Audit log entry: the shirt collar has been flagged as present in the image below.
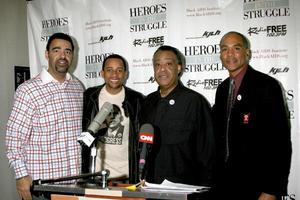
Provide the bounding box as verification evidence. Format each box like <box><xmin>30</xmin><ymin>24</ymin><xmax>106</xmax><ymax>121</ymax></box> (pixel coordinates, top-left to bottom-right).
<box><xmin>40</xmin><ymin>67</ymin><xmax>72</xmax><ymax>84</ymax></box>
<box><xmin>157</xmin><ymin>81</ymin><xmax>183</xmax><ymax>99</ymax></box>
<box><xmin>231</xmin><ymin>65</ymin><xmax>248</xmax><ymax>96</ymax></box>
<box><xmin>102</xmin><ymin>84</ymin><xmax>125</xmax><ymax>96</ymax></box>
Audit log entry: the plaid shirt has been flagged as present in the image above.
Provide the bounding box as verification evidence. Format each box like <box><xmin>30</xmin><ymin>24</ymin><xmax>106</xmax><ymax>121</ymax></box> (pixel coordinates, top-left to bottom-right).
<box><xmin>6</xmin><ymin>68</ymin><xmax>84</xmax><ymax>181</ymax></box>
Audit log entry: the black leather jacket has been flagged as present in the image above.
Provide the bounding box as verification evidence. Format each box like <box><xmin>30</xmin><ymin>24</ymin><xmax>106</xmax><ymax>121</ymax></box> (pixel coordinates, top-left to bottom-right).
<box><xmin>81</xmin><ymin>84</ymin><xmax>144</xmax><ymax>183</ymax></box>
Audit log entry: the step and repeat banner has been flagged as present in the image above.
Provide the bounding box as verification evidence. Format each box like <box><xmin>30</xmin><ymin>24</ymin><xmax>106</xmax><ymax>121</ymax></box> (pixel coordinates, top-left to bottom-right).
<box><xmin>27</xmin><ymin>0</ymin><xmax>299</xmax><ymax>199</ymax></box>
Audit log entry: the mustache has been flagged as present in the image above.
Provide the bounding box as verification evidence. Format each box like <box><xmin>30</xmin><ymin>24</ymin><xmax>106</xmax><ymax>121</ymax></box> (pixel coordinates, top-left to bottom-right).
<box><xmin>225</xmin><ymin>58</ymin><xmax>237</xmax><ymax>62</ymax></box>
<box><xmin>58</xmin><ymin>58</ymin><xmax>68</xmax><ymax>62</ymax></box>
<box><xmin>56</xmin><ymin>58</ymin><xmax>69</xmax><ymax>65</ymax></box>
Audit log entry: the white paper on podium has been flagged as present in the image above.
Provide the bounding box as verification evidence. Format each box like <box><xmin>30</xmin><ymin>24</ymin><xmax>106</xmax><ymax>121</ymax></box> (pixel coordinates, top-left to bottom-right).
<box><xmin>141</xmin><ymin>179</ymin><xmax>210</xmax><ymax>193</ymax></box>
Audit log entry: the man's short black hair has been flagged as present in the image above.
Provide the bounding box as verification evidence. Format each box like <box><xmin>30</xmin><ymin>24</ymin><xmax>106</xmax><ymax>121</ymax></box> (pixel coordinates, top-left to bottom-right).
<box><xmin>102</xmin><ymin>54</ymin><xmax>128</xmax><ymax>71</ymax></box>
<box><xmin>153</xmin><ymin>45</ymin><xmax>185</xmax><ymax>66</ymax></box>
<box><xmin>46</xmin><ymin>32</ymin><xmax>74</xmax><ymax>51</ymax></box>
<box><xmin>220</xmin><ymin>31</ymin><xmax>251</xmax><ymax>49</ymax></box>
<box><xmin>153</xmin><ymin>45</ymin><xmax>185</xmax><ymax>76</ymax></box>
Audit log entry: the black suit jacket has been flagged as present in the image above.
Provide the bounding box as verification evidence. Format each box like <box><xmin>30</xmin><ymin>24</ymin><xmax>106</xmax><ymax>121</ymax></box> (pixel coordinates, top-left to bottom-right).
<box><xmin>213</xmin><ymin>66</ymin><xmax>291</xmax><ymax>198</ymax></box>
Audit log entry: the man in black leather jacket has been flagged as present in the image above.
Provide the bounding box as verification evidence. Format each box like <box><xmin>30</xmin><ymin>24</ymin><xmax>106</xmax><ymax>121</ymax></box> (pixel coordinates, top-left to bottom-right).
<box><xmin>81</xmin><ymin>54</ymin><xmax>144</xmax><ymax>184</ymax></box>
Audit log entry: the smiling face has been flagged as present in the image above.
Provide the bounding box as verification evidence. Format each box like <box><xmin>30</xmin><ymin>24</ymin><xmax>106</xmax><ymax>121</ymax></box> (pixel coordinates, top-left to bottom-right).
<box><xmin>101</xmin><ymin>58</ymin><xmax>128</xmax><ymax>94</ymax></box>
<box><xmin>153</xmin><ymin>50</ymin><xmax>181</xmax><ymax>97</ymax></box>
<box><xmin>45</xmin><ymin>38</ymin><xmax>73</xmax><ymax>82</ymax></box>
<box><xmin>220</xmin><ymin>32</ymin><xmax>251</xmax><ymax>77</ymax></box>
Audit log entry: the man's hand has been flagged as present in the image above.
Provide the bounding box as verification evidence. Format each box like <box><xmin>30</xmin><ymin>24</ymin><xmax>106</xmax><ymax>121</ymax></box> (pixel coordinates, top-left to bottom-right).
<box><xmin>16</xmin><ymin>176</ymin><xmax>33</xmax><ymax>200</ymax></box>
<box><xmin>258</xmin><ymin>192</ymin><xmax>277</xmax><ymax>200</ymax></box>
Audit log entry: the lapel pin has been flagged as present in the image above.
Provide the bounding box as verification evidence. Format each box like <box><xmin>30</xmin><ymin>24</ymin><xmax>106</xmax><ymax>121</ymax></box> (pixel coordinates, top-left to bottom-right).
<box><xmin>237</xmin><ymin>94</ymin><xmax>242</xmax><ymax>101</ymax></box>
<box><xmin>243</xmin><ymin>113</ymin><xmax>250</xmax><ymax>124</ymax></box>
<box><xmin>169</xmin><ymin>99</ymin><xmax>175</xmax><ymax>105</ymax></box>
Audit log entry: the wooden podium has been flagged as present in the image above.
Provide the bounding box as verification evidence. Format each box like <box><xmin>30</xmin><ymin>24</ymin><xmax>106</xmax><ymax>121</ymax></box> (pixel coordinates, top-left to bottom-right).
<box><xmin>33</xmin><ymin>184</ymin><xmax>210</xmax><ymax>200</ymax></box>
<box><xmin>51</xmin><ymin>193</ymin><xmax>143</xmax><ymax>200</ymax></box>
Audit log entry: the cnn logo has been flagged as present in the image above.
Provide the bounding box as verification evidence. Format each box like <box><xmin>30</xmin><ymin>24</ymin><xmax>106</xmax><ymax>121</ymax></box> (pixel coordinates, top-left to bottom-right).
<box><xmin>139</xmin><ymin>133</ymin><xmax>154</xmax><ymax>144</ymax></box>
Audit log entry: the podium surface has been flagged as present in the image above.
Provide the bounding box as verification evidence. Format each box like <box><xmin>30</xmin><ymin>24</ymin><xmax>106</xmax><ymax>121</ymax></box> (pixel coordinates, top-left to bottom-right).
<box><xmin>33</xmin><ymin>184</ymin><xmax>210</xmax><ymax>200</ymax></box>
<box><xmin>51</xmin><ymin>194</ymin><xmax>143</xmax><ymax>200</ymax></box>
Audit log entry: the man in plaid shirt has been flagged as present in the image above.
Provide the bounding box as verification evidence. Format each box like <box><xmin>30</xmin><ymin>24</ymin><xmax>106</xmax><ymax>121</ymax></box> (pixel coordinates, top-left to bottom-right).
<box><xmin>6</xmin><ymin>32</ymin><xmax>84</xmax><ymax>200</ymax></box>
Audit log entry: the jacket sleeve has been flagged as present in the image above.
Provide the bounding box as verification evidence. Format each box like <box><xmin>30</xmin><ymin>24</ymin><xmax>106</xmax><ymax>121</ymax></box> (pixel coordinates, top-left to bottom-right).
<box><xmin>259</xmin><ymin>80</ymin><xmax>291</xmax><ymax>196</ymax></box>
<box><xmin>82</xmin><ymin>89</ymin><xmax>91</xmax><ymax>131</ymax></box>
<box><xmin>195</xmin><ymin>96</ymin><xmax>216</xmax><ymax>186</ymax></box>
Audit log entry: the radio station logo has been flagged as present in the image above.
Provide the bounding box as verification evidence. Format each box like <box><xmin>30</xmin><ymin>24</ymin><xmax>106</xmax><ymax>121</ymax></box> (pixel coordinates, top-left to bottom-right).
<box><xmin>186</xmin><ymin>78</ymin><xmax>222</xmax><ymax>90</ymax></box>
<box><xmin>268</xmin><ymin>66</ymin><xmax>289</xmax><ymax>75</ymax></box>
<box><xmin>85</xmin><ymin>52</ymin><xmax>112</xmax><ymax>79</ymax></box>
<box><xmin>41</xmin><ymin>17</ymin><xmax>69</xmax><ymax>41</ymax></box>
<box><xmin>132</xmin><ymin>76</ymin><xmax>156</xmax><ymax>85</ymax></box>
<box><xmin>149</xmin><ymin>76</ymin><xmax>155</xmax><ymax>83</ymax></box>
<box><xmin>248</xmin><ymin>25</ymin><xmax>287</xmax><ymax>37</ymax></box>
<box><xmin>133</xmin><ymin>36</ymin><xmax>164</xmax><ymax>47</ymax></box>
<box><xmin>243</xmin><ymin>0</ymin><xmax>290</xmax><ymax>20</ymax></box>
<box><xmin>129</xmin><ymin>3</ymin><xmax>167</xmax><ymax>32</ymax></box>
<box><xmin>88</xmin><ymin>35</ymin><xmax>113</xmax><ymax>45</ymax></box>
<box><xmin>186</xmin><ymin>30</ymin><xmax>221</xmax><ymax>39</ymax></box>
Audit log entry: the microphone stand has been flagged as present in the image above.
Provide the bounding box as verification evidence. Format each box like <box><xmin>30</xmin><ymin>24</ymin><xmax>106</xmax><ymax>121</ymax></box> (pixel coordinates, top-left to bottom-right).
<box><xmin>81</xmin><ymin>128</ymin><xmax>111</xmax><ymax>188</ymax></box>
<box><xmin>83</xmin><ymin>141</ymin><xmax>102</xmax><ymax>187</ymax></box>
<box><xmin>80</xmin><ymin>108</ymin><xmax>115</xmax><ymax>187</ymax></box>
<box><xmin>90</xmin><ymin>142</ymin><xmax>97</xmax><ymax>178</ymax></box>
<box><xmin>32</xmin><ymin>171</ymin><xmax>105</xmax><ymax>186</ymax></box>
<box><xmin>31</xmin><ymin>170</ymin><xmax>111</xmax><ymax>197</ymax></box>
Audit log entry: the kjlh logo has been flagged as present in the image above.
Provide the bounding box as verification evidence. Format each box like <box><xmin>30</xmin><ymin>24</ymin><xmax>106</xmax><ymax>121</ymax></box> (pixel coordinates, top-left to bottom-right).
<box><xmin>88</xmin><ymin>35</ymin><xmax>114</xmax><ymax>45</ymax></box>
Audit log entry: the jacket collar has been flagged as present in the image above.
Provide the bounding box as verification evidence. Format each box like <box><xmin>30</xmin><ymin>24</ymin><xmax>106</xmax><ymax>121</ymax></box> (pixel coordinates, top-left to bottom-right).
<box><xmin>88</xmin><ymin>84</ymin><xmax>130</xmax><ymax>112</ymax></box>
<box><xmin>156</xmin><ymin>81</ymin><xmax>184</xmax><ymax>100</ymax></box>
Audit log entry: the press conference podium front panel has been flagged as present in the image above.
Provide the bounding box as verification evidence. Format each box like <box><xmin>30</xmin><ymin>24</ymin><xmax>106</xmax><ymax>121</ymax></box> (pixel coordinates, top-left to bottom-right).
<box><xmin>33</xmin><ymin>184</ymin><xmax>210</xmax><ymax>200</ymax></box>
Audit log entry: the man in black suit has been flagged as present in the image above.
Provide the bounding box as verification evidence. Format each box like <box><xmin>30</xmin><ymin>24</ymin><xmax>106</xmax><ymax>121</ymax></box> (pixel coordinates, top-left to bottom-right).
<box><xmin>212</xmin><ymin>31</ymin><xmax>292</xmax><ymax>200</ymax></box>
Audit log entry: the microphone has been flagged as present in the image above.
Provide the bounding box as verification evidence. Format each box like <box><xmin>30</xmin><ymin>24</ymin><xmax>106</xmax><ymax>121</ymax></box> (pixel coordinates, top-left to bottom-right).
<box><xmin>138</xmin><ymin>123</ymin><xmax>154</xmax><ymax>180</ymax></box>
<box><xmin>77</xmin><ymin>102</ymin><xmax>113</xmax><ymax>147</ymax></box>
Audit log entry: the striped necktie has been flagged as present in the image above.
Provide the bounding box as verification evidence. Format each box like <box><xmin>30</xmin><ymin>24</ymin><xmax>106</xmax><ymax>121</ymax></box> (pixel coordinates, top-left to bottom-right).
<box><xmin>225</xmin><ymin>79</ymin><xmax>235</xmax><ymax>162</ymax></box>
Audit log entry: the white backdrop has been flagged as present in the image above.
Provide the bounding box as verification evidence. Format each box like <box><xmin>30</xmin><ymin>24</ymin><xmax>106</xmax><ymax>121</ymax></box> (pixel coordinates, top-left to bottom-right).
<box><xmin>27</xmin><ymin>0</ymin><xmax>299</xmax><ymax>199</ymax></box>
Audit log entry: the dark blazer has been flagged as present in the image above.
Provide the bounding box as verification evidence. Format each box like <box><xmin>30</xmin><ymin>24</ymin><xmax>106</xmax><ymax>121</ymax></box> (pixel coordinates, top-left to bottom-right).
<box><xmin>213</xmin><ymin>66</ymin><xmax>291</xmax><ymax>198</ymax></box>
<box><xmin>81</xmin><ymin>84</ymin><xmax>144</xmax><ymax>183</ymax></box>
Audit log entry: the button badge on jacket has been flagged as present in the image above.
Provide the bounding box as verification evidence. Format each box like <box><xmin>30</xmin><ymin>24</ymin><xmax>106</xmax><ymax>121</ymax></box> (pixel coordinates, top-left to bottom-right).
<box><xmin>243</xmin><ymin>113</ymin><xmax>250</xmax><ymax>124</ymax></box>
<box><xmin>169</xmin><ymin>99</ymin><xmax>175</xmax><ymax>105</ymax></box>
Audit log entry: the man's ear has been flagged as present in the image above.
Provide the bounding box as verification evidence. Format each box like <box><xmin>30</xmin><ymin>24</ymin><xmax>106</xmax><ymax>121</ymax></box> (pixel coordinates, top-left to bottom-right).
<box><xmin>246</xmin><ymin>49</ymin><xmax>252</xmax><ymax>60</ymax></box>
<box><xmin>177</xmin><ymin>64</ymin><xmax>183</xmax><ymax>76</ymax></box>
<box><xmin>177</xmin><ymin>64</ymin><xmax>182</xmax><ymax>72</ymax></box>
<box><xmin>45</xmin><ymin>50</ymin><xmax>49</xmax><ymax>61</ymax></box>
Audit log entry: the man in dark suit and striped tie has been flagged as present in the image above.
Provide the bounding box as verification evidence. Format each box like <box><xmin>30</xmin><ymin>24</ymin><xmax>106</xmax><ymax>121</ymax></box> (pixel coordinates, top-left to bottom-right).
<box><xmin>212</xmin><ymin>31</ymin><xmax>292</xmax><ymax>200</ymax></box>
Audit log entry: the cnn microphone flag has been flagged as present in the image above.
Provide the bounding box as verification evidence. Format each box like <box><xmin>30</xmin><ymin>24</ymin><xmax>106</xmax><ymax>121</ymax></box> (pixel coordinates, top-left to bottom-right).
<box><xmin>139</xmin><ymin>133</ymin><xmax>154</xmax><ymax>144</ymax></box>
